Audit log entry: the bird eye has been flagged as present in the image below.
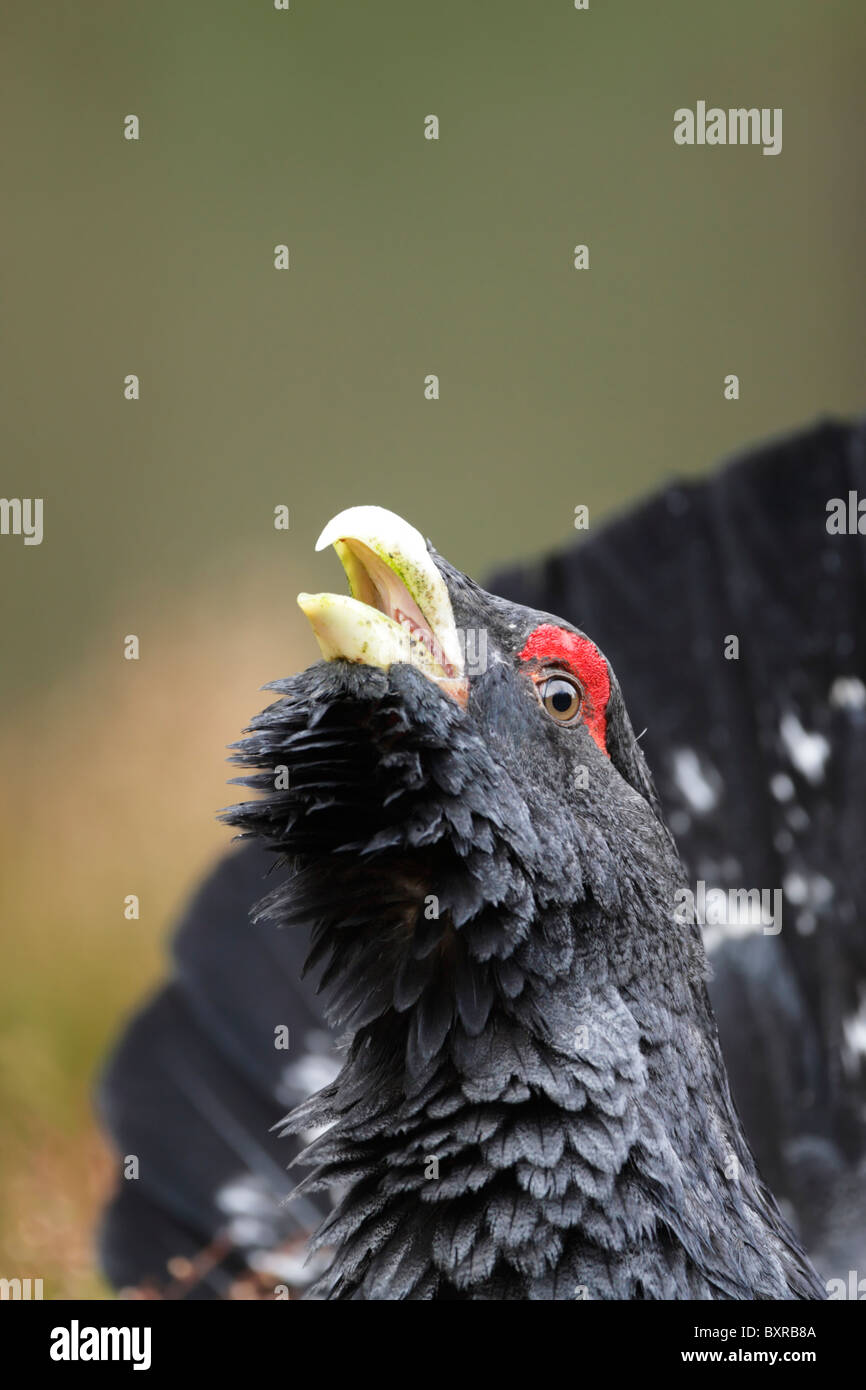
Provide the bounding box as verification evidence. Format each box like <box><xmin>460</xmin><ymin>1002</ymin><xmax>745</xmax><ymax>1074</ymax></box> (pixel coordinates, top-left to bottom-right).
<box><xmin>537</xmin><ymin>673</ymin><xmax>583</xmax><ymax>725</ymax></box>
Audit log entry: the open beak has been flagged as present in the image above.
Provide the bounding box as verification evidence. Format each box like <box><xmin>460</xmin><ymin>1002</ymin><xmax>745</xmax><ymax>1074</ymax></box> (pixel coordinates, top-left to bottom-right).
<box><xmin>298</xmin><ymin>506</ymin><xmax>469</xmax><ymax>706</ymax></box>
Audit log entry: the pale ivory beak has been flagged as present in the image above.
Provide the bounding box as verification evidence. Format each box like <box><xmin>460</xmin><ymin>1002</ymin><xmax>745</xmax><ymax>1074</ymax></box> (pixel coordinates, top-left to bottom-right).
<box><xmin>298</xmin><ymin>505</ymin><xmax>468</xmax><ymax>705</ymax></box>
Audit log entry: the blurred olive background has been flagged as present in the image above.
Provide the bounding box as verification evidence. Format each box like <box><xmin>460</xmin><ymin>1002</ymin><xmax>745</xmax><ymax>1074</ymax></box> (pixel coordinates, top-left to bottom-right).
<box><xmin>1</xmin><ymin>1</ymin><xmax>863</xmax><ymax>1296</ymax></box>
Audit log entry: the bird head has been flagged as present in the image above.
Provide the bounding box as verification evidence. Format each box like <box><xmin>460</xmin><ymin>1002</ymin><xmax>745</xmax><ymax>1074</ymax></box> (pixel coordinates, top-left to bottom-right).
<box><xmin>297</xmin><ymin>503</ymin><xmax>661</xmax><ymax>811</ymax></box>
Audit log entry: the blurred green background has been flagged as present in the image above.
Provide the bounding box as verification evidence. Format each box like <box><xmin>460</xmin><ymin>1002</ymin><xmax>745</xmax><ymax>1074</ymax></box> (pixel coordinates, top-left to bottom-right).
<box><xmin>1</xmin><ymin>1</ymin><xmax>863</xmax><ymax>1296</ymax></box>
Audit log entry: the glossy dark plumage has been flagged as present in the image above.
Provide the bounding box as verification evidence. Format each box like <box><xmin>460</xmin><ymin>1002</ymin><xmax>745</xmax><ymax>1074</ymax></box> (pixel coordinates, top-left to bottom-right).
<box><xmin>219</xmin><ymin>549</ymin><xmax>823</xmax><ymax>1299</ymax></box>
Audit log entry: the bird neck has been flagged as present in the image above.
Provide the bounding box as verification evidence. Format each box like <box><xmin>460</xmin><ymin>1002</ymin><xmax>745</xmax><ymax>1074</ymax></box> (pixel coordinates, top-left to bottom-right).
<box><xmin>293</xmin><ymin>901</ymin><xmax>820</xmax><ymax>1300</ymax></box>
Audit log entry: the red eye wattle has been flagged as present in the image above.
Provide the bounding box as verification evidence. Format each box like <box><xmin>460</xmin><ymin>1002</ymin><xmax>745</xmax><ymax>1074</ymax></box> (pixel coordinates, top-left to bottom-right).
<box><xmin>518</xmin><ymin>626</ymin><xmax>610</xmax><ymax>756</ymax></box>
